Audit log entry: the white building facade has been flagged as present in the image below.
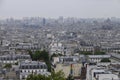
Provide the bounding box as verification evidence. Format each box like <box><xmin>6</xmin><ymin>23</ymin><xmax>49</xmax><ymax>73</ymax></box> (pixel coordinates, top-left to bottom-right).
<box><xmin>19</xmin><ymin>61</ymin><xmax>50</xmax><ymax>80</ymax></box>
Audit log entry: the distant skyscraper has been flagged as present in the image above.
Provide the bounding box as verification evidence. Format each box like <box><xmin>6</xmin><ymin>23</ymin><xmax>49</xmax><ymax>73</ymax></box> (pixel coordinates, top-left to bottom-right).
<box><xmin>58</xmin><ymin>16</ymin><xmax>64</xmax><ymax>24</ymax></box>
<box><xmin>43</xmin><ymin>18</ymin><xmax>46</xmax><ymax>26</ymax></box>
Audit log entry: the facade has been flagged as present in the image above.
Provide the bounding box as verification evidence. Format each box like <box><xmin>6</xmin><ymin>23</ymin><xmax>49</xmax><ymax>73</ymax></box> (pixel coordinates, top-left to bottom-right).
<box><xmin>52</xmin><ymin>56</ymin><xmax>83</xmax><ymax>78</ymax></box>
<box><xmin>19</xmin><ymin>61</ymin><xmax>50</xmax><ymax>80</ymax></box>
<box><xmin>49</xmin><ymin>40</ymin><xmax>64</xmax><ymax>55</ymax></box>
<box><xmin>86</xmin><ymin>63</ymin><xmax>120</xmax><ymax>80</ymax></box>
<box><xmin>91</xmin><ymin>68</ymin><xmax>119</xmax><ymax>80</ymax></box>
<box><xmin>91</xmin><ymin>68</ymin><xmax>106</xmax><ymax>80</ymax></box>
<box><xmin>52</xmin><ymin>55</ymin><xmax>85</xmax><ymax>64</ymax></box>
<box><xmin>98</xmin><ymin>74</ymin><xmax>119</xmax><ymax>80</ymax></box>
<box><xmin>9</xmin><ymin>43</ymin><xmax>40</xmax><ymax>50</ymax></box>
<box><xmin>109</xmin><ymin>53</ymin><xmax>120</xmax><ymax>60</ymax></box>
<box><xmin>2</xmin><ymin>40</ymin><xmax>11</xmax><ymax>47</ymax></box>
<box><xmin>79</xmin><ymin>46</ymin><xmax>94</xmax><ymax>52</ymax></box>
<box><xmin>0</xmin><ymin>54</ymin><xmax>31</xmax><ymax>64</ymax></box>
<box><xmin>87</xmin><ymin>55</ymin><xmax>111</xmax><ymax>63</ymax></box>
<box><xmin>54</xmin><ymin>63</ymin><xmax>82</xmax><ymax>78</ymax></box>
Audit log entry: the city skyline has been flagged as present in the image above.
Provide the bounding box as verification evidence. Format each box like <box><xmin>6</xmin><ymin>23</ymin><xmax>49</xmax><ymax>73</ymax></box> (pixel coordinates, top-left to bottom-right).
<box><xmin>0</xmin><ymin>0</ymin><xmax>120</xmax><ymax>19</ymax></box>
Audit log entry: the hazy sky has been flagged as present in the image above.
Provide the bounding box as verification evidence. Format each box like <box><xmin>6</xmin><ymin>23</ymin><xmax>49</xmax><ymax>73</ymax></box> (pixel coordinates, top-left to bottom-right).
<box><xmin>0</xmin><ymin>0</ymin><xmax>120</xmax><ymax>19</ymax></box>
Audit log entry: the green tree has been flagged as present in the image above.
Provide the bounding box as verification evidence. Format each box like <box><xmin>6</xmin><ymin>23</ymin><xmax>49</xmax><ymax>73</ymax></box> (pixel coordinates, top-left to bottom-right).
<box><xmin>4</xmin><ymin>63</ymin><xmax>12</xmax><ymax>72</ymax></box>
<box><xmin>50</xmin><ymin>70</ymin><xmax>66</xmax><ymax>80</ymax></box>
<box><xmin>66</xmin><ymin>74</ymin><xmax>74</xmax><ymax>80</ymax></box>
<box><xmin>28</xmin><ymin>50</ymin><xmax>51</xmax><ymax>72</ymax></box>
<box><xmin>94</xmin><ymin>51</ymin><xmax>105</xmax><ymax>55</ymax></box>
<box><xmin>28</xmin><ymin>50</ymin><xmax>33</xmax><ymax>59</ymax></box>
<box><xmin>118</xmin><ymin>52</ymin><xmax>120</xmax><ymax>54</ymax></box>
<box><xmin>4</xmin><ymin>63</ymin><xmax>12</xmax><ymax>69</ymax></box>
<box><xmin>79</xmin><ymin>51</ymin><xmax>106</xmax><ymax>55</ymax></box>
<box><xmin>26</xmin><ymin>74</ymin><xmax>51</xmax><ymax>80</ymax></box>
<box><xmin>29</xmin><ymin>50</ymin><xmax>49</xmax><ymax>61</ymax></box>
<box><xmin>26</xmin><ymin>71</ymin><xmax>66</xmax><ymax>80</ymax></box>
<box><xmin>80</xmin><ymin>51</ymin><xmax>92</xmax><ymax>55</ymax></box>
<box><xmin>101</xmin><ymin>58</ymin><xmax>111</xmax><ymax>62</ymax></box>
<box><xmin>15</xmin><ymin>62</ymin><xmax>18</xmax><ymax>65</ymax></box>
<box><xmin>50</xmin><ymin>53</ymin><xmax>63</xmax><ymax>60</ymax></box>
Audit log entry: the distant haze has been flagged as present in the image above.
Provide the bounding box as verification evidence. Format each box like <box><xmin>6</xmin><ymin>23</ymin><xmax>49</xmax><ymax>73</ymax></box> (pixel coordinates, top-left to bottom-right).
<box><xmin>0</xmin><ymin>0</ymin><xmax>120</xmax><ymax>19</ymax></box>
